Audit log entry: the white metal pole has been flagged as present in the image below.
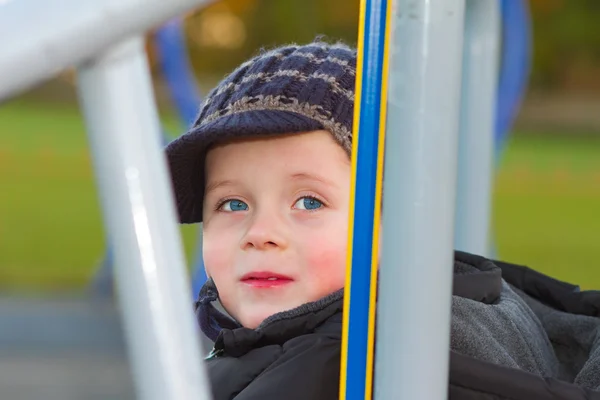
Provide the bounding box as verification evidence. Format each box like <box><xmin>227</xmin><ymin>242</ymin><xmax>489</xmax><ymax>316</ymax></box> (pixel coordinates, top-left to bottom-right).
<box><xmin>0</xmin><ymin>0</ymin><xmax>210</xmax><ymax>101</ymax></box>
<box><xmin>76</xmin><ymin>37</ymin><xmax>211</xmax><ymax>400</ymax></box>
<box><xmin>454</xmin><ymin>0</ymin><xmax>501</xmax><ymax>257</ymax></box>
<box><xmin>375</xmin><ymin>0</ymin><xmax>466</xmax><ymax>399</ymax></box>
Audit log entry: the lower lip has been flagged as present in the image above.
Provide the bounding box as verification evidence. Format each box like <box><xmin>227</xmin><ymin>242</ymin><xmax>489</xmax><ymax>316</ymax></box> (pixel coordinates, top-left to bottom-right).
<box><xmin>241</xmin><ymin>279</ymin><xmax>293</xmax><ymax>288</ymax></box>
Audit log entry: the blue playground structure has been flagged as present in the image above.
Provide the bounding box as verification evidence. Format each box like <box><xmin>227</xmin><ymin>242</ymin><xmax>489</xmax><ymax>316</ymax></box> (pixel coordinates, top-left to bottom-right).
<box><xmin>496</xmin><ymin>0</ymin><xmax>531</xmax><ymax>155</ymax></box>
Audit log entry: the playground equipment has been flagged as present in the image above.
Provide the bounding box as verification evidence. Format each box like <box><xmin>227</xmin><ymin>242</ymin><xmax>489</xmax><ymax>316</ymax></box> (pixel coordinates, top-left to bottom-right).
<box><xmin>0</xmin><ymin>0</ymin><xmax>531</xmax><ymax>399</ymax></box>
<box><xmin>1</xmin><ymin>1</ymin><xmax>213</xmax><ymax>399</ymax></box>
<box><xmin>91</xmin><ymin>16</ymin><xmax>209</xmax><ymax>297</ymax></box>
<box><xmin>155</xmin><ymin>17</ymin><xmax>203</xmax><ymax>127</ymax></box>
<box><xmin>454</xmin><ymin>0</ymin><xmax>501</xmax><ymax>258</ymax></box>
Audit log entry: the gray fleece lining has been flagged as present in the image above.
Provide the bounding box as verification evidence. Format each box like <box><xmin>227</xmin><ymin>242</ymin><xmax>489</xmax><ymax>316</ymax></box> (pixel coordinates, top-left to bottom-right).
<box><xmin>452</xmin><ymin>279</ymin><xmax>600</xmax><ymax>390</ymax></box>
<box><xmin>452</xmin><ymin>281</ymin><xmax>559</xmax><ymax>377</ymax></box>
<box><xmin>512</xmin><ymin>285</ymin><xmax>600</xmax><ymax>390</ymax></box>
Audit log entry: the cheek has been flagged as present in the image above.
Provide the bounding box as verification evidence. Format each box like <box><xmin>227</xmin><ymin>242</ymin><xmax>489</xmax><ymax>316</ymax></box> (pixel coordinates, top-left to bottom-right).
<box><xmin>202</xmin><ymin>235</ymin><xmax>233</xmax><ymax>281</ymax></box>
<box><xmin>202</xmin><ymin>236</ymin><xmax>239</xmax><ymax>314</ymax></box>
<box><xmin>302</xmin><ymin>215</ymin><xmax>350</xmax><ymax>291</ymax></box>
<box><xmin>304</xmin><ymin>235</ymin><xmax>348</xmax><ymax>291</ymax></box>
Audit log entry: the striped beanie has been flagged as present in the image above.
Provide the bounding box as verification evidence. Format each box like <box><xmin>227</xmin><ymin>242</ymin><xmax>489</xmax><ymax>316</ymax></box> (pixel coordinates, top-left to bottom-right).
<box><xmin>165</xmin><ymin>40</ymin><xmax>357</xmax><ymax>224</ymax></box>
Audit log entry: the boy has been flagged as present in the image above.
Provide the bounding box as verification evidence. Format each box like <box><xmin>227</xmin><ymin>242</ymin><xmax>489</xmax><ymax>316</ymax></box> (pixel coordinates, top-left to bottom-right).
<box><xmin>166</xmin><ymin>42</ymin><xmax>353</xmax><ymax>399</ymax></box>
<box><xmin>166</xmin><ymin>41</ymin><xmax>600</xmax><ymax>400</ymax></box>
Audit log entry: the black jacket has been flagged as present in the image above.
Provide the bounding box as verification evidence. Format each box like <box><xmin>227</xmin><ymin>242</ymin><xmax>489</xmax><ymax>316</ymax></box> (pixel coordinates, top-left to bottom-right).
<box><xmin>196</xmin><ymin>252</ymin><xmax>600</xmax><ymax>399</ymax></box>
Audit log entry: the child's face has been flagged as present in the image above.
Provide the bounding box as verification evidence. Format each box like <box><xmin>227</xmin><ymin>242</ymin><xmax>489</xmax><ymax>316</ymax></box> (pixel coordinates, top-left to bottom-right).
<box><xmin>202</xmin><ymin>130</ymin><xmax>350</xmax><ymax>329</ymax></box>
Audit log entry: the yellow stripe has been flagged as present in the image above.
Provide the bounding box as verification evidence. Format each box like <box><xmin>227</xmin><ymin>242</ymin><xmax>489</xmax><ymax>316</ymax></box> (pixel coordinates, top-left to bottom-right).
<box><xmin>339</xmin><ymin>0</ymin><xmax>367</xmax><ymax>398</ymax></box>
<box><xmin>364</xmin><ymin>1</ymin><xmax>393</xmax><ymax>398</ymax></box>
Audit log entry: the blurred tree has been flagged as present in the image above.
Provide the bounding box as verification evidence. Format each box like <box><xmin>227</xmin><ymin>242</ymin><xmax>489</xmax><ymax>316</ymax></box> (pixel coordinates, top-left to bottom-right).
<box><xmin>529</xmin><ymin>0</ymin><xmax>600</xmax><ymax>92</ymax></box>
<box><xmin>179</xmin><ymin>0</ymin><xmax>358</xmax><ymax>87</ymax></box>
<box><xmin>145</xmin><ymin>0</ymin><xmax>600</xmax><ymax>94</ymax></box>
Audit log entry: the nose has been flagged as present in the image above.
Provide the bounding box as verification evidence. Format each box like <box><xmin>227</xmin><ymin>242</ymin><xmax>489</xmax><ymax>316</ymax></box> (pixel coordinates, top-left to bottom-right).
<box><xmin>241</xmin><ymin>209</ymin><xmax>288</xmax><ymax>251</ymax></box>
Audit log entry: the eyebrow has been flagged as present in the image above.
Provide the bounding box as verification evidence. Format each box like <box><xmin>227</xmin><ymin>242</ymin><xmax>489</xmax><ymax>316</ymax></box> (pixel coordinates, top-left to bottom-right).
<box><xmin>204</xmin><ymin>179</ymin><xmax>238</xmax><ymax>195</ymax></box>
<box><xmin>290</xmin><ymin>172</ymin><xmax>339</xmax><ymax>188</ymax></box>
<box><xmin>205</xmin><ymin>173</ymin><xmax>339</xmax><ymax>195</ymax></box>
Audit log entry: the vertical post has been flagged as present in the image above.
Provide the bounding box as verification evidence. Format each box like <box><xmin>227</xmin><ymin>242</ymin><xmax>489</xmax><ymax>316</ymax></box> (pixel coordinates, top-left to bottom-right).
<box><xmin>76</xmin><ymin>37</ymin><xmax>212</xmax><ymax>400</ymax></box>
<box><xmin>375</xmin><ymin>1</ymin><xmax>465</xmax><ymax>399</ymax></box>
<box><xmin>454</xmin><ymin>0</ymin><xmax>500</xmax><ymax>257</ymax></box>
<box><xmin>339</xmin><ymin>0</ymin><xmax>391</xmax><ymax>399</ymax></box>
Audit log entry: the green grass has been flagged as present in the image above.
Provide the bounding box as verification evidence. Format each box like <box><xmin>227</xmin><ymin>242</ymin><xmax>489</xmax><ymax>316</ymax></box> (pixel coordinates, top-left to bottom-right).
<box><xmin>0</xmin><ymin>99</ymin><xmax>198</xmax><ymax>291</ymax></box>
<box><xmin>1</xmin><ymin>100</ymin><xmax>600</xmax><ymax>291</ymax></box>
<box><xmin>493</xmin><ymin>134</ymin><xmax>600</xmax><ymax>289</ymax></box>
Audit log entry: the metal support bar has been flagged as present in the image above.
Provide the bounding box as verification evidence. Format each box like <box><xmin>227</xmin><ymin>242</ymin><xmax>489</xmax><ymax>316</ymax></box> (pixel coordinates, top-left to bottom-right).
<box><xmin>0</xmin><ymin>0</ymin><xmax>209</xmax><ymax>101</ymax></box>
<box><xmin>76</xmin><ymin>37</ymin><xmax>211</xmax><ymax>400</ymax></box>
<box><xmin>375</xmin><ymin>1</ymin><xmax>466</xmax><ymax>399</ymax></box>
<box><xmin>454</xmin><ymin>0</ymin><xmax>500</xmax><ymax>257</ymax></box>
<box><xmin>339</xmin><ymin>0</ymin><xmax>390</xmax><ymax>398</ymax></box>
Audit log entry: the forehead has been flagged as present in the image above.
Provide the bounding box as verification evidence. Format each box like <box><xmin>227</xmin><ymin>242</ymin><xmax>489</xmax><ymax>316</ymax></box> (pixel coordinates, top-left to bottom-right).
<box><xmin>205</xmin><ymin>130</ymin><xmax>350</xmax><ymax>178</ymax></box>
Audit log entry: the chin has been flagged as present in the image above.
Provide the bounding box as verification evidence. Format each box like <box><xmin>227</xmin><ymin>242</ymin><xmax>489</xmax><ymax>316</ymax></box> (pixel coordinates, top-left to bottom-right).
<box><xmin>241</xmin><ymin>315</ymin><xmax>269</xmax><ymax>329</ymax></box>
<box><xmin>241</xmin><ymin>307</ymin><xmax>287</xmax><ymax>329</ymax></box>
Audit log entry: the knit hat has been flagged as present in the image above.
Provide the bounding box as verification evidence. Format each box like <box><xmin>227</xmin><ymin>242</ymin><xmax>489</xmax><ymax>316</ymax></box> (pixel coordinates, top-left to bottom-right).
<box><xmin>165</xmin><ymin>40</ymin><xmax>357</xmax><ymax>223</ymax></box>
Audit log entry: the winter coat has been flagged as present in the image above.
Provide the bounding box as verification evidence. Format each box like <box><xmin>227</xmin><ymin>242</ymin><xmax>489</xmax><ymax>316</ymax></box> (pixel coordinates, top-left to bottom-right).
<box><xmin>195</xmin><ymin>251</ymin><xmax>600</xmax><ymax>400</ymax></box>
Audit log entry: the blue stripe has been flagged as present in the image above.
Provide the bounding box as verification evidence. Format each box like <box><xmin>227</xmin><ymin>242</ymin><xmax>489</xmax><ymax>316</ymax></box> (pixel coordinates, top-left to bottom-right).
<box><xmin>344</xmin><ymin>0</ymin><xmax>388</xmax><ymax>398</ymax></box>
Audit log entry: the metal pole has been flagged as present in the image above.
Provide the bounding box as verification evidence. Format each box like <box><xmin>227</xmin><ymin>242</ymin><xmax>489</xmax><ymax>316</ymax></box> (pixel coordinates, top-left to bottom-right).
<box><xmin>339</xmin><ymin>0</ymin><xmax>390</xmax><ymax>398</ymax></box>
<box><xmin>375</xmin><ymin>1</ymin><xmax>465</xmax><ymax>399</ymax></box>
<box><xmin>454</xmin><ymin>0</ymin><xmax>500</xmax><ymax>257</ymax></box>
<box><xmin>76</xmin><ymin>37</ymin><xmax>212</xmax><ymax>400</ymax></box>
<box><xmin>0</xmin><ymin>0</ymin><xmax>210</xmax><ymax>101</ymax></box>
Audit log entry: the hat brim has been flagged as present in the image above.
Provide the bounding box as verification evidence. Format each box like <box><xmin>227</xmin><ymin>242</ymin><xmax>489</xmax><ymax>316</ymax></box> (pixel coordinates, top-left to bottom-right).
<box><xmin>165</xmin><ymin>110</ymin><xmax>324</xmax><ymax>224</ymax></box>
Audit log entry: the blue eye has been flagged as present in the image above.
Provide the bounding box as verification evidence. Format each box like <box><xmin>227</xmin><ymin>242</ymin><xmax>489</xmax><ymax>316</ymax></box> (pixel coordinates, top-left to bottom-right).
<box><xmin>294</xmin><ymin>196</ymin><xmax>323</xmax><ymax>211</ymax></box>
<box><xmin>220</xmin><ymin>199</ymin><xmax>248</xmax><ymax>212</ymax></box>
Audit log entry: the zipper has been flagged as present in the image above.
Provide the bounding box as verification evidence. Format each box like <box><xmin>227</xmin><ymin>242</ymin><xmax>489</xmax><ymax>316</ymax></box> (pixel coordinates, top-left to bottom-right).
<box><xmin>205</xmin><ymin>346</ymin><xmax>224</xmax><ymax>360</ymax></box>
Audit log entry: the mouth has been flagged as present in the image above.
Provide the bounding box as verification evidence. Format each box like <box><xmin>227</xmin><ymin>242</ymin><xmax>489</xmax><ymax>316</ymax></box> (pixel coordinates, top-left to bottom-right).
<box><xmin>240</xmin><ymin>271</ymin><xmax>294</xmax><ymax>288</ymax></box>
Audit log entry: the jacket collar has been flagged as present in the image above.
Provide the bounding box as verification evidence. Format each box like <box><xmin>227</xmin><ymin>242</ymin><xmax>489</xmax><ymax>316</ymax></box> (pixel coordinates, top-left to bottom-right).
<box><xmin>196</xmin><ymin>280</ymin><xmax>343</xmax><ymax>357</ymax></box>
<box><xmin>196</xmin><ymin>252</ymin><xmax>506</xmax><ymax>356</ymax></box>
